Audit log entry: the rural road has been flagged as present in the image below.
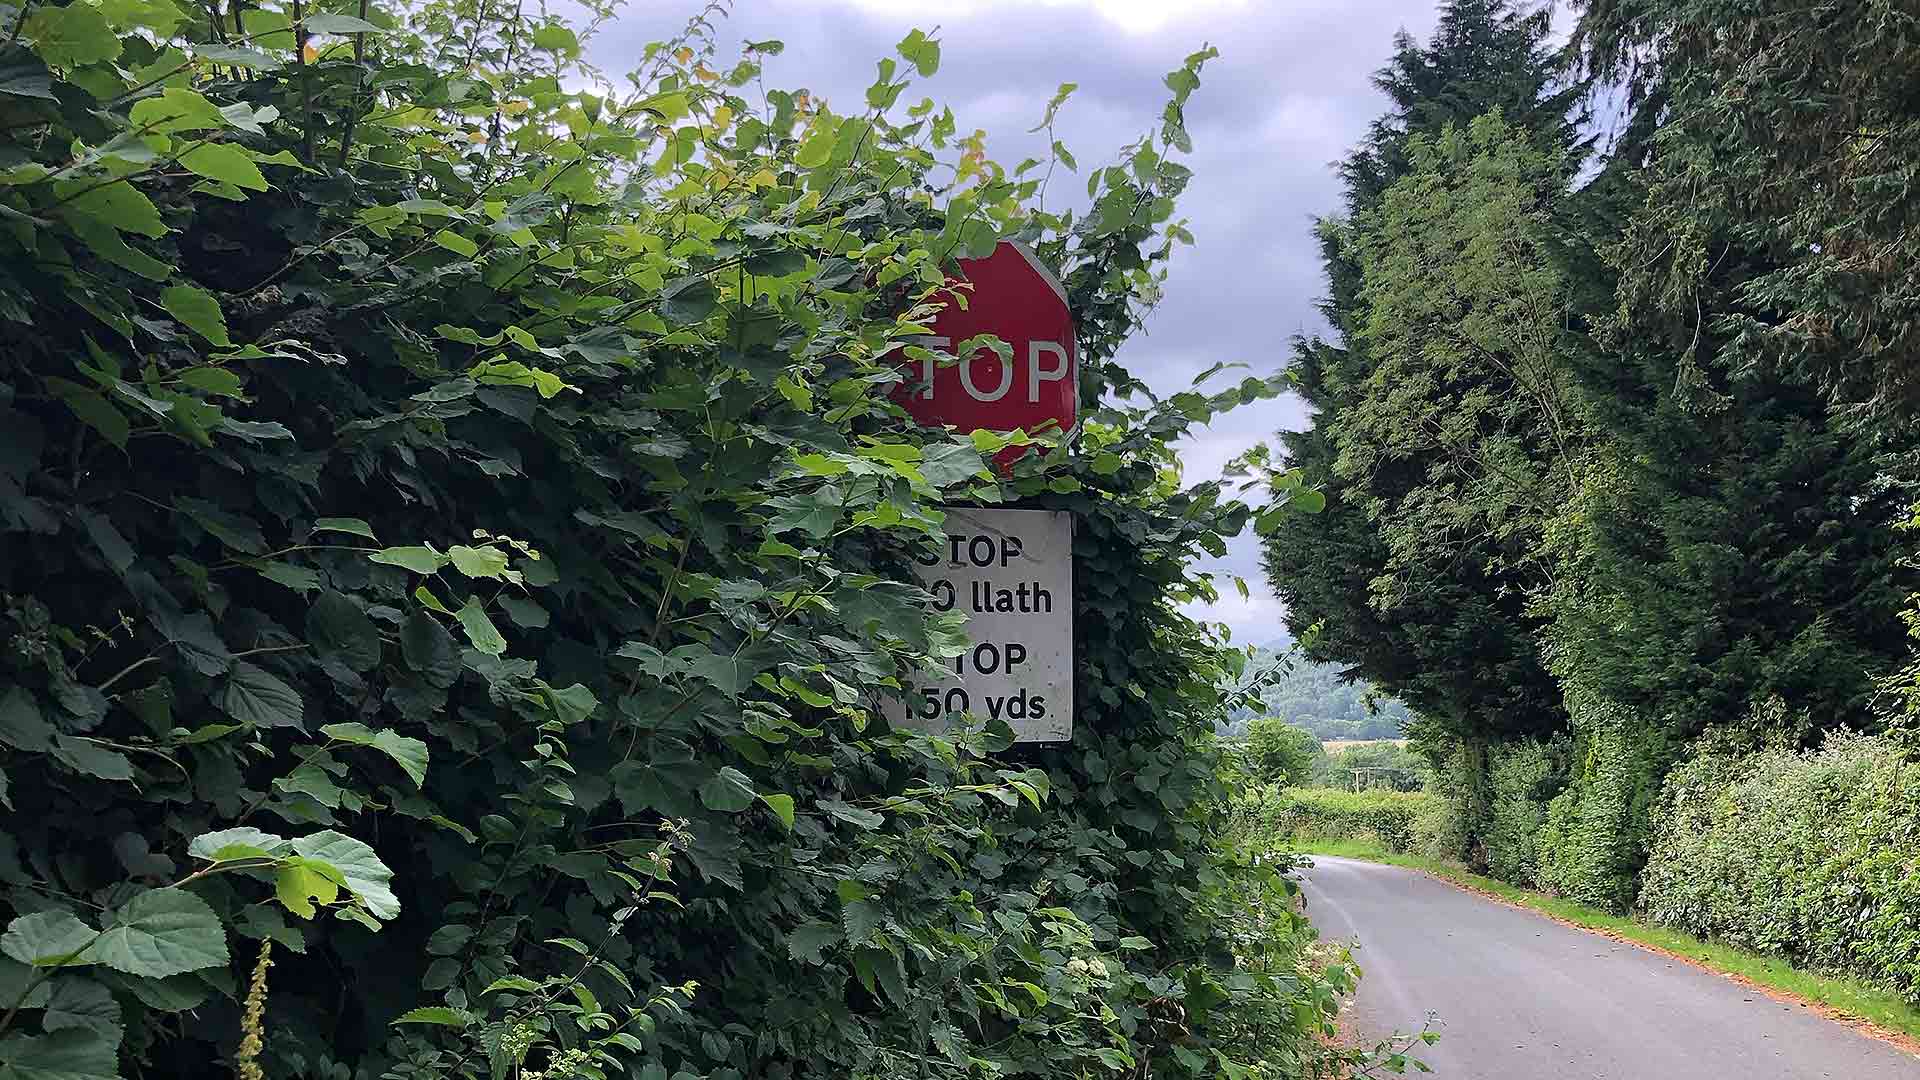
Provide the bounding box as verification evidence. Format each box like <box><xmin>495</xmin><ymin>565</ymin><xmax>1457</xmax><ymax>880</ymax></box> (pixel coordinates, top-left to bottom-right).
<box><xmin>1300</xmin><ymin>856</ymin><xmax>1920</xmax><ymax>1079</ymax></box>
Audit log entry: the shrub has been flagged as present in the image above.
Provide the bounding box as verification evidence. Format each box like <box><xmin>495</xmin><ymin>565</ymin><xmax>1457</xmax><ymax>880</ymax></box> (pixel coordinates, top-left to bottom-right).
<box><xmin>0</xmin><ymin>2</ymin><xmax>1355</xmax><ymax>1076</ymax></box>
<box><xmin>1237</xmin><ymin>788</ymin><xmax>1436</xmax><ymax>853</ymax></box>
<box><xmin>1639</xmin><ymin>731</ymin><xmax>1920</xmax><ymax>1004</ymax></box>
<box><xmin>1243</xmin><ymin>718</ymin><xmax>1324</xmax><ymax>786</ymax></box>
<box><xmin>1534</xmin><ymin>697</ymin><xmax>1673</xmax><ymax>911</ymax></box>
<box><xmin>1482</xmin><ymin>735</ymin><xmax>1570</xmax><ymax>885</ymax></box>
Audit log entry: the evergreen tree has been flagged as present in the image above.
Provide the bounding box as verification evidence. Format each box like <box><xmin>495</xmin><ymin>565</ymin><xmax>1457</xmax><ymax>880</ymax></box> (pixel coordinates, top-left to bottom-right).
<box><xmin>1261</xmin><ymin>0</ymin><xmax>1583</xmax><ymax>747</ymax></box>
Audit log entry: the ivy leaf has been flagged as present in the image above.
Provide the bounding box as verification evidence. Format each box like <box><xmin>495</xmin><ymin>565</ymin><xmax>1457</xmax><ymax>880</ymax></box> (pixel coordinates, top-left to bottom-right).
<box><xmin>454</xmin><ymin>598</ymin><xmax>507</xmax><ymax>656</ymax></box>
<box><xmin>158</xmin><ymin>285</ymin><xmax>232</xmax><ymax>347</ymax></box>
<box><xmin>91</xmin><ymin>888</ymin><xmax>229</xmax><ymax>978</ymax></box>
<box><xmin>698</xmin><ymin>767</ymin><xmax>757</xmax><ymax>813</ymax></box>
<box><xmin>1</xmin><ymin>911</ymin><xmax>98</xmax><ymax>968</ymax></box>
<box><xmin>177</xmin><ymin>144</ymin><xmax>269</xmax><ymax>191</ymax></box>
<box><xmin>220</xmin><ymin>663</ymin><xmax>304</xmax><ymax>730</ymax></box>
<box><xmin>0</xmin><ymin>1028</ymin><xmax>120</xmax><ymax>1080</ymax></box>
<box><xmin>322</xmin><ymin>723</ymin><xmax>429</xmax><ymax>787</ymax></box>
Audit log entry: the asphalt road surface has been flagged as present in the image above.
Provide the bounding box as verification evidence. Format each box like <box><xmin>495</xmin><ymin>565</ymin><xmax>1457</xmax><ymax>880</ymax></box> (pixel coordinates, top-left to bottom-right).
<box><xmin>1300</xmin><ymin>856</ymin><xmax>1920</xmax><ymax>1079</ymax></box>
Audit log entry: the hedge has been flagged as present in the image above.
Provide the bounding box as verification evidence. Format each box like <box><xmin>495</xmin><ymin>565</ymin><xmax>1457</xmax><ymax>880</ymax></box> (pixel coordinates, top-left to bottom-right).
<box><xmin>1237</xmin><ymin>787</ymin><xmax>1436</xmax><ymax>853</ymax></box>
<box><xmin>1639</xmin><ymin>732</ymin><xmax>1920</xmax><ymax>1004</ymax></box>
<box><xmin>0</xmin><ymin>2</ymin><xmax>1373</xmax><ymax>1077</ymax></box>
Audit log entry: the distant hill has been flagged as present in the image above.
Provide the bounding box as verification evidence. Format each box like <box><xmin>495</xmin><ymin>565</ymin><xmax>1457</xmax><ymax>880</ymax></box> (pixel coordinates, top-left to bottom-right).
<box><xmin>1218</xmin><ymin>644</ymin><xmax>1410</xmax><ymax>741</ymax></box>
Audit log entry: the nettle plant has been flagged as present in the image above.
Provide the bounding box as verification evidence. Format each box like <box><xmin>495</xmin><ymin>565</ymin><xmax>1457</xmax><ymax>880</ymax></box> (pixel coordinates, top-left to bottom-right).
<box><xmin>0</xmin><ymin>1</ymin><xmax>1384</xmax><ymax>1078</ymax></box>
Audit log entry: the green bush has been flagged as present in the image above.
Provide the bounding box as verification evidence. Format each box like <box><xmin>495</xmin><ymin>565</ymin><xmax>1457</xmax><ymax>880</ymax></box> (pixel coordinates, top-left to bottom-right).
<box><xmin>0</xmin><ymin>2</ymin><xmax>1365</xmax><ymax>1077</ymax></box>
<box><xmin>1237</xmin><ymin>788</ymin><xmax>1436</xmax><ymax>853</ymax></box>
<box><xmin>1242</xmin><ymin>718</ymin><xmax>1323</xmax><ymax>786</ymax></box>
<box><xmin>1534</xmin><ymin>697</ymin><xmax>1673</xmax><ymax>911</ymax></box>
<box><xmin>1639</xmin><ymin>732</ymin><xmax>1920</xmax><ymax>1004</ymax></box>
<box><xmin>1482</xmin><ymin>736</ymin><xmax>1570</xmax><ymax>885</ymax></box>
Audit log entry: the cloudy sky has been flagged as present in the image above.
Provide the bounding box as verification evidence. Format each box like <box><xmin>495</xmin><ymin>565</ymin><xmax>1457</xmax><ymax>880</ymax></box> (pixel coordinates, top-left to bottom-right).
<box><xmin>591</xmin><ymin>0</ymin><xmax>1444</xmax><ymax>645</ymax></box>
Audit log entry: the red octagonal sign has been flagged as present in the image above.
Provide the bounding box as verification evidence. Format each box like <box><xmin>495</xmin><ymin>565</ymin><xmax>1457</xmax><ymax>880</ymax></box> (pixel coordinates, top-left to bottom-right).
<box><xmin>894</xmin><ymin>241</ymin><xmax>1077</xmax><ymax>458</ymax></box>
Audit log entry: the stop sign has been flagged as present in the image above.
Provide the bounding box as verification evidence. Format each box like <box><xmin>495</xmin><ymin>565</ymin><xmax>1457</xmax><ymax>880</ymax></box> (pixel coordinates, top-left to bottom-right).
<box><xmin>895</xmin><ymin>241</ymin><xmax>1078</xmax><ymax>454</ymax></box>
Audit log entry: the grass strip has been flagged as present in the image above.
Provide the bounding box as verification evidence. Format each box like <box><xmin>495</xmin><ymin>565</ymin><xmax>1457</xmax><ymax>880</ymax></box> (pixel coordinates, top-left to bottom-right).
<box><xmin>1295</xmin><ymin>838</ymin><xmax>1920</xmax><ymax>1045</ymax></box>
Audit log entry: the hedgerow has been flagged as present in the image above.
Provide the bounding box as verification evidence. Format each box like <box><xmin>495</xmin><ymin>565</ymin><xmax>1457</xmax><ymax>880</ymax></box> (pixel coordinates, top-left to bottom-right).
<box><xmin>0</xmin><ymin>2</ymin><xmax>1374</xmax><ymax>1078</ymax></box>
<box><xmin>1639</xmin><ymin>732</ymin><xmax>1920</xmax><ymax>1005</ymax></box>
<box><xmin>1234</xmin><ymin>788</ymin><xmax>1434</xmax><ymax>854</ymax></box>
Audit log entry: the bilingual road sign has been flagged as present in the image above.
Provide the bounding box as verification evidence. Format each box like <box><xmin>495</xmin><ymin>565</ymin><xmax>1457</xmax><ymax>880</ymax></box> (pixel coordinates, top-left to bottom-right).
<box><xmin>896</xmin><ymin>241</ymin><xmax>1078</xmax><ymax>450</ymax></box>
<box><xmin>891</xmin><ymin>507</ymin><xmax>1074</xmax><ymax>742</ymax></box>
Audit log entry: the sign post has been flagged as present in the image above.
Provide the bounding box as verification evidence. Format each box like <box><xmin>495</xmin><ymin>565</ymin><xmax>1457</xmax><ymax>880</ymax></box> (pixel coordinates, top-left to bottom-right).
<box><xmin>888</xmin><ymin>240</ymin><xmax>1079</xmax><ymax>742</ymax></box>
<box><xmin>892</xmin><ymin>508</ymin><xmax>1074</xmax><ymax>742</ymax></box>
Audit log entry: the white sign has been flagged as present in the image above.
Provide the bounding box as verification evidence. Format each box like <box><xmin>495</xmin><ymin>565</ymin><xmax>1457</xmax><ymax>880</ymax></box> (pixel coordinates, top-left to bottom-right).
<box><xmin>892</xmin><ymin>507</ymin><xmax>1074</xmax><ymax>742</ymax></box>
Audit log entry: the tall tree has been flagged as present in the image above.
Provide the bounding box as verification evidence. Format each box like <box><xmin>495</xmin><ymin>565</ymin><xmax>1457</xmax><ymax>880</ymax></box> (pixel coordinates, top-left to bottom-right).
<box><xmin>1262</xmin><ymin>0</ymin><xmax>1583</xmax><ymax>748</ymax></box>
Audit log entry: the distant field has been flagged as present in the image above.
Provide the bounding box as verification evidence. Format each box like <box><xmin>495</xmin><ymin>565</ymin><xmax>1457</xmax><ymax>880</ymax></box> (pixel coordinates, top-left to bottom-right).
<box><xmin>1321</xmin><ymin>738</ymin><xmax>1410</xmax><ymax>752</ymax></box>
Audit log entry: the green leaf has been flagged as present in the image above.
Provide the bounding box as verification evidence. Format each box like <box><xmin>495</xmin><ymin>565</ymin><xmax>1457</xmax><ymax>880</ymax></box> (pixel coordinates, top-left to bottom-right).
<box><xmin>1</xmin><ymin>911</ymin><xmax>97</xmax><ymax>968</ymax></box>
<box><xmin>322</xmin><ymin>723</ymin><xmax>429</xmax><ymax>787</ymax></box>
<box><xmin>91</xmin><ymin>889</ymin><xmax>228</xmax><ymax>978</ymax></box>
<box><xmin>446</xmin><ymin>544</ymin><xmax>508</xmax><ymax>579</ymax></box>
<box><xmin>454</xmin><ymin>598</ymin><xmax>507</xmax><ymax>656</ymax></box>
<box><xmin>785</xmin><ymin>921</ymin><xmax>841</xmax><ymax>964</ymax></box>
<box><xmin>659</xmin><ymin>277</ymin><xmax>717</xmax><ymax>325</ymax></box>
<box><xmin>313</xmin><ymin>517</ymin><xmax>375</xmax><ymax>539</ymax></box>
<box><xmin>158</xmin><ymin>285</ymin><xmax>232</xmax><ymax>347</ymax></box>
<box><xmin>288</xmin><ymin>831</ymin><xmax>398</xmax><ymax>920</ymax></box>
<box><xmin>0</xmin><ymin>1028</ymin><xmax>120</xmax><ymax>1080</ymax></box>
<box><xmin>307</xmin><ymin>591</ymin><xmax>381</xmax><ymax>673</ymax></box>
<box><xmin>54</xmin><ymin>180</ymin><xmax>166</xmax><ymax>239</ymax></box>
<box><xmin>399</xmin><ymin>612</ymin><xmax>459</xmax><ymax>688</ymax></box>
<box><xmin>432</xmin><ymin>229</ymin><xmax>478</xmax><ymax>258</ymax></box>
<box><xmin>23</xmin><ymin>2</ymin><xmax>122</xmax><ymax>68</ymax></box>
<box><xmin>274</xmin><ymin>860</ymin><xmax>342</xmax><ymax>919</ymax></box>
<box><xmin>187</xmin><ymin>827</ymin><xmax>288</xmax><ymax>862</ymax></box>
<box><xmin>0</xmin><ymin>689</ymin><xmax>53</xmax><ymax>752</ymax></box>
<box><xmin>177</xmin><ymin>143</ymin><xmax>268</xmax><ymax>191</ymax></box>
<box><xmin>50</xmin><ymin>737</ymin><xmax>133</xmax><ymax>782</ymax></box>
<box><xmin>304</xmin><ymin>12</ymin><xmax>384</xmax><ymax>33</ymax></box>
<box><xmin>128</xmin><ymin>88</ymin><xmax>226</xmax><ymax>133</ymax></box>
<box><xmin>369</xmin><ymin>545</ymin><xmax>447</xmax><ymax>573</ymax></box>
<box><xmin>394</xmin><ymin>1006</ymin><xmax>469</xmax><ymax>1028</ymax></box>
<box><xmin>219</xmin><ymin>663</ymin><xmax>304</xmax><ymax>730</ymax></box>
<box><xmin>896</xmin><ymin>29</ymin><xmax>941</xmax><ymax>76</ymax></box>
<box><xmin>698</xmin><ymin>767</ymin><xmax>757</xmax><ymax>813</ymax></box>
<box><xmin>761</xmin><ymin>793</ymin><xmax>796</xmax><ymax>829</ymax></box>
<box><xmin>41</xmin><ymin>977</ymin><xmax>121</xmax><ymax>1039</ymax></box>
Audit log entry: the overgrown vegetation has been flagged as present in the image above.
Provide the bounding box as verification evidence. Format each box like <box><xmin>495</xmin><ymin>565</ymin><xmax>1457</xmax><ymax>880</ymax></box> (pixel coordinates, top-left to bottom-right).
<box><xmin>1255</xmin><ymin>0</ymin><xmax>1920</xmax><ymax>1008</ymax></box>
<box><xmin>1233</xmin><ymin>789</ymin><xmax>1433</xmax><ymax>855</ymax></box>
<box><xmin>0</xmin><ymin>1</ymin><xmax>1400</xmax><ymax>1077</ymax></box>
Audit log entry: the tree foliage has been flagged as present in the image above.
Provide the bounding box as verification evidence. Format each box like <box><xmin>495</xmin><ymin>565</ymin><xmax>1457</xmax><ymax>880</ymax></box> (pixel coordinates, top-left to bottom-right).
<box><xmin>0</xmin><ymin>2</ymin><xmax>1384</xmax><ymax>1077</ymax></box>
